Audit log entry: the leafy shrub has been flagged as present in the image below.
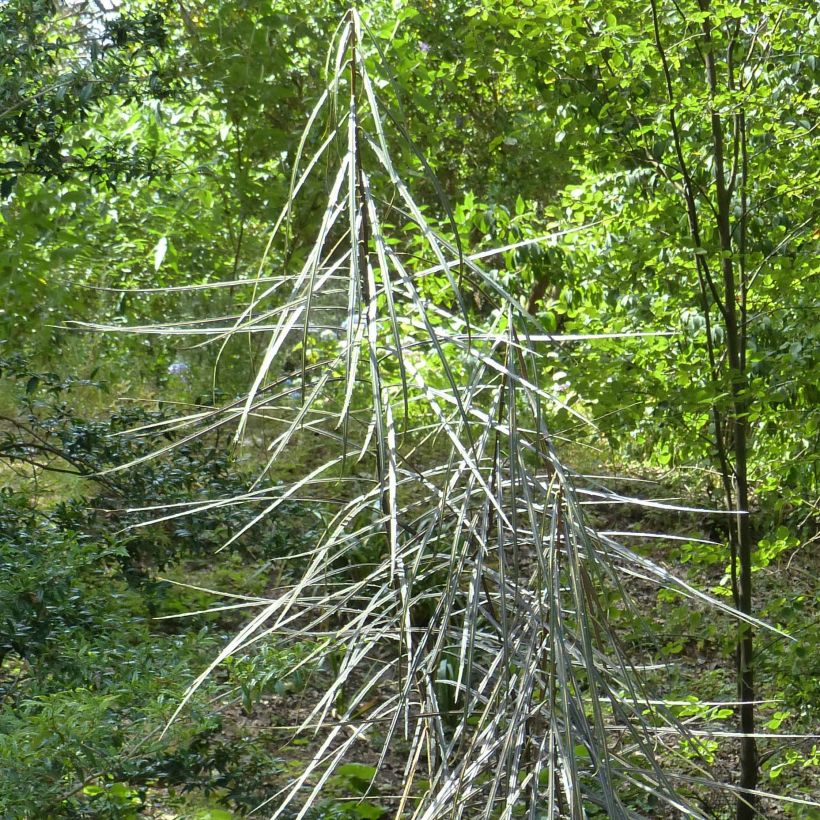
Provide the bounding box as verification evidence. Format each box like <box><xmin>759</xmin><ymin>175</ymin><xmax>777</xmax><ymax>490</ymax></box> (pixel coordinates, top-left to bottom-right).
<box><xmin>0</xmin><ymin>489</ymin><xmax>127</xmax><ymax>667</ymax></box>
<box><xmin>0</xmin><ymin>358</ymin><xmax>321</xmax><ymax>818</ymax></box>
<box><xmin>0</xmin><ymin>480</ymin><xmax>303</xmax><ymax>818</ymax></box>
<box><xmin>0</xmin><ymin>355</ymin><xmax>313</xmax><ymax>575</ymax></box>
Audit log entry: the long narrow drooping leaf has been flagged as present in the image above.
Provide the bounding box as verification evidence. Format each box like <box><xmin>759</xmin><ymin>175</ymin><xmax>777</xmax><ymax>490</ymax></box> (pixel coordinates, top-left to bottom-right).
<box><xmin>82</xmin><ymin>9</ymin><xmax>814</xmax><ymax>819</ymax></box>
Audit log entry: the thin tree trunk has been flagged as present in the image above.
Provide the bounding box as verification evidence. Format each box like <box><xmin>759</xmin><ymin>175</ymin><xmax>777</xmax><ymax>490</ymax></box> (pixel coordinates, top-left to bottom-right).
<box><xmin>697</xmin><ymin>2</ymin><xmax>757</xmax><ymax>815</ymax></box>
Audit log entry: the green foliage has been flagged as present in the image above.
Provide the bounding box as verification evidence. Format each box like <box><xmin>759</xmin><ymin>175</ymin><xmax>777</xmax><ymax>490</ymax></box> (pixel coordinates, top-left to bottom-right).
<box><xmin>0</xmin><ymin>360</ymin><xmax>319</xmax><ymax>818</ymax></box>
<box><xmin>1</xmin><ymin>0</ymin><xmax>817</xmax><ymax>816</ymax></box>
<box><xmin>0</xmin><ymin>355</ymin><xmax>311</xmax><ymax>573</ymax></box>
<box><xmin>0</xmin><ymin>0</ymin><xmax>179</xmax><ymax>189</ymax></box>
<box><xmin>0</xmin><ymin>488</ymin><xmax>126</xmax><ymax>667</ymax></box>
<box><xmin>225</xmin><ymin>641</ymin><xmax>314</xmax><ymax>715</ymax></box>
<box><xmin>0</xmin><ymin>484</ymin><xmax>222</xmax><ymax>818</ymax></box>
<box><xmin>0</xmin><ymin>481</ymin><xmax>307</xmax><ymax>818</ymax></box>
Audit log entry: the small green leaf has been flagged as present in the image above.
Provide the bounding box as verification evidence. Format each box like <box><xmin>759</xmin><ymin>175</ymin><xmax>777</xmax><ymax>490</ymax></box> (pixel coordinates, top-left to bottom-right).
<box><xmin>338</xmin><ymin>762</ymin><xmax>377</xmax><ymax>782</ymax></box>
<box><xmin>352</xmin><ymin>802</ymin><xmax>387</xmax><ymax>819</ymax></box>
<box><xmin>82</xmin><ymin>785</ymin><xmax>103</xmax><ymax>796</ymax></box>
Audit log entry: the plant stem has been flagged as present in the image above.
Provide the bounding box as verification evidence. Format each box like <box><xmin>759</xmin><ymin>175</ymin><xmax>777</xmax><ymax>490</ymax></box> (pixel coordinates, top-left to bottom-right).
<box><xmin>697</xmin><ymin>1</ymin><xmax>757</xmax><ymax>814</ymax></box>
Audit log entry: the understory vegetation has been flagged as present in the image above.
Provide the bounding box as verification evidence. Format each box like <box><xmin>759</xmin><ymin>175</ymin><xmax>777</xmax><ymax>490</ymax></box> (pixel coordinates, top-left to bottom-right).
<box><xmin>1</xmin><ymin>1</ymin><xmax>818</xmax><ymax>818</ymax></box>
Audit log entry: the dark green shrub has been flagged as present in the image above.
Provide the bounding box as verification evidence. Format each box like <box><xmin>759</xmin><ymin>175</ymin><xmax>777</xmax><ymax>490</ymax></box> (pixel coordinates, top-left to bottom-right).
<box><xmin>0</xmin><ymin>483</ymin><xmax>300</xmax><ymax>818</ymax></box>
<box><xmin>0</xmin><ymin>489</ymin><xmax>127</xmax><ymax>668</ymax></box>
<box><xmin>0</xmin><ymin>358</ymin><xmax>320</xmax><ymax>817</ymax></box>
<box><xmin>0</xmin><ymin>355</ymin><xmax>313</xmax><ymax>575</ymax></box>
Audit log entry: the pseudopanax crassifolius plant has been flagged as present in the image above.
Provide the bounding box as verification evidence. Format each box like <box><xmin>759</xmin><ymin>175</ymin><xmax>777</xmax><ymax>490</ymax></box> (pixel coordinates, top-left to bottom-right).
<box><xmin>81</xmin><ymin>9</ymin><xmax>800</xmax><ymax>819</ymax></box>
